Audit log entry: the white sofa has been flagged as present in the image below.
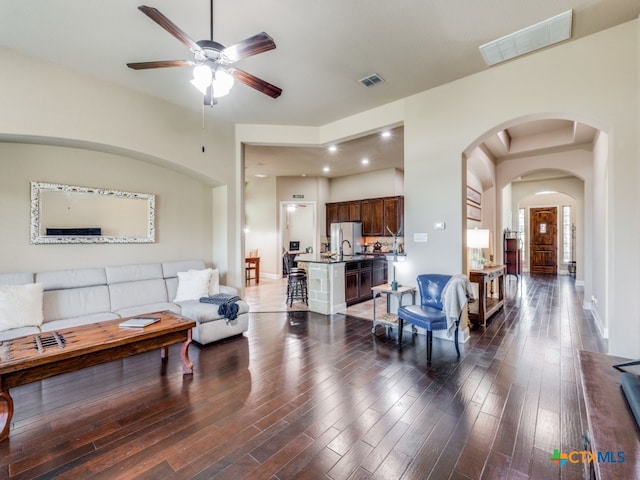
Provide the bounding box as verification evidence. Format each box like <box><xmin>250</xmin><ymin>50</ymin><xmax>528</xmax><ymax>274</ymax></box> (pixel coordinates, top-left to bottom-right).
<box><xmin>0</xmin><ymin>260</ymin><xmax>249</xmax><ymax>345</ymax></box>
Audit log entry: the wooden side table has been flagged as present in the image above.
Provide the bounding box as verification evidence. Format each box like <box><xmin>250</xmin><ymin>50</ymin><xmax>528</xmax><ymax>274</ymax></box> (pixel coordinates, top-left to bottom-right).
<box><xmin>371</xmin><ymin>283</ymin><xmax>416</xmax><ymax>336</ymax></box>
<box><xmin>468</xmin><ymin>265</ymin><xmax>505</xmax><ymax>327</ymax></box>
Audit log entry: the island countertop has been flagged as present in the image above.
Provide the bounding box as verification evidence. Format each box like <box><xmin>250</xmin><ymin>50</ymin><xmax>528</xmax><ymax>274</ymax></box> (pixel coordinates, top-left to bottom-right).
<box><xmin>294</xmin><ymin>253</ymin><xmax>387</xmax><ymax>264</ymax></box>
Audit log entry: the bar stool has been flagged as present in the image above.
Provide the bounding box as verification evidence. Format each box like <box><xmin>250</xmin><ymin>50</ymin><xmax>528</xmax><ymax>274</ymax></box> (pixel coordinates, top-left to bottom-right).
<box><xmin>287</xmin><ymin>267</ymin><xmax>308</xmax><ymax>307</ymax></box>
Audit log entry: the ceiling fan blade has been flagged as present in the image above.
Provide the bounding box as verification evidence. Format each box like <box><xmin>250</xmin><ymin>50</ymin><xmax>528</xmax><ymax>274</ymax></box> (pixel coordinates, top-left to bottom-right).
<box><xmin>127</xmin><ymin>60</ymin><xmax>192</xmax><ymax>70</ymax></box>
<box><xmin>222</xmin><ymin>32</ymin><xmax>276</xmax><ymax>63</ymax></box>
<box><xmin>138</xmin><ymin>5</ymin><xmax>202</xmax><ymax>53</ymax></box>
<box><xmin>230</xmin><ymin>68</ymin><xmax>282</xmax><ymax>98</ymax></box>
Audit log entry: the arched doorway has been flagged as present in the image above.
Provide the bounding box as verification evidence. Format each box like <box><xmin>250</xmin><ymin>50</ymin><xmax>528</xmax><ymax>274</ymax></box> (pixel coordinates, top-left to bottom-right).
<box><xmin>464</xmin><ymin>116</ymin><xmax>608</xmax><ymax>335</ymax></box>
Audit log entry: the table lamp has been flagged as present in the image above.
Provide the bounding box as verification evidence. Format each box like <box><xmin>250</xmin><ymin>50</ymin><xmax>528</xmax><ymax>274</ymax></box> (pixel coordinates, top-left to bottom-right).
<box><xmin>467</xmin><ymin>228</ymin><xmax>490</xmax><ymax>270</ymax></box>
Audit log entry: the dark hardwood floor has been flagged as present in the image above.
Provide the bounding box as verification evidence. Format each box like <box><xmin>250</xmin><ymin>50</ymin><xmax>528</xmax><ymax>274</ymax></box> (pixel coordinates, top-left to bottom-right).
<box><xmin>0</xmin><ymin>274</ymin><xmax>606</xmax><ymax>479</ymax></box>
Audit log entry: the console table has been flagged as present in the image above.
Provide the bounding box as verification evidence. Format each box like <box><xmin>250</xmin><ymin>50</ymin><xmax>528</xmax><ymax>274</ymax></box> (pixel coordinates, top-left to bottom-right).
<box><xmin>579</xmin><ymin>350</ymin><xmax>640</xmax><ymax>479</ymax></box>
<box><xmin>468</xmin><ymin>265</ymin><xmax>505</xmax><ymax>327</ymax></box>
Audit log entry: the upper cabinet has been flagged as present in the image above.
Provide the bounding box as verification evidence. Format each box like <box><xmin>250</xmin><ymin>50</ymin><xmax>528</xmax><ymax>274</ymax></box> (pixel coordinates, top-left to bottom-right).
<box><xmin>326</xmin><ymin>196</ymin><xmax>403</xmax><ymax>237</ymax></box>
<box><xmin>337</xmin><ymin>203</ymin><xmax>350</xmax><ymax>222</ymax></box>
<box><xmin>349</xmin><ymin>202</ymin><xmax>361</xmax><ymax>222</ymax></box>
<box><xmin>361</xmin><ymin>199</ymin><xmax>384</xmax><ymax>236</ymax></box>
<box><xmin>383</xmin><ymin>196</ymin><xmax>404</xmax><ymax>236</ymax></box>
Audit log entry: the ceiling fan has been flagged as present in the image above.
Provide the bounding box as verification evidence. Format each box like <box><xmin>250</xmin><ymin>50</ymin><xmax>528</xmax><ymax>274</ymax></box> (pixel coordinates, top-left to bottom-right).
<box><xmin>127</xmin><ymin>3</ymin><xmax>282</xmax><ymax>106</ymax></box>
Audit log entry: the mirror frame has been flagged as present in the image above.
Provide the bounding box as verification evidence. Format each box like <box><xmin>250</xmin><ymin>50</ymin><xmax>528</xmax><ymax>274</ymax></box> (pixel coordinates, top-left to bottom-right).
<box><xmin>30</xmin><ymin>181</ymin><xmax>156</xmax><ymax>244</ymax></box>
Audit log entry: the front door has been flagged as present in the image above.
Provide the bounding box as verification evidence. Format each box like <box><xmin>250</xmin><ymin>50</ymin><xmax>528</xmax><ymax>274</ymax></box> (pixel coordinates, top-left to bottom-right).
<box><xmin>529</xmin><ymin>207</ymin><xmax>557</xmax><ymax>274</ymax></box>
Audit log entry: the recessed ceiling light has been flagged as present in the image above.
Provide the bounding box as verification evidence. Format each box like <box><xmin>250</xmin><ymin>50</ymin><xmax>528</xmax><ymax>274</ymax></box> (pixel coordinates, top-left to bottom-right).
<box><xmin>323</xmin><ymin>166</ymin><xmax>330</xmax><ymax>172</ymax></box>
<box><xmin>328</xmin><ymin>145</ymin><xmax>337</xmax><ymax>153</ymax></box>
<box><xmin>255</xmin><ymin>173</ymin><xmax>267</xmax><ymax>178</ymax></box>
<box><xmin>381</xmin><ymin>131</ymin><xmax>391</xmax><ymax>138</ymax></box>
<box><xmin>535</xmin><ymin>190</ymin><xmax>558</xmax><ymax>195</ymax></box>
<box><xmin>361</xmin><ymin>158</ymin><xmax>369</xmax><ymax>165</ymax></box>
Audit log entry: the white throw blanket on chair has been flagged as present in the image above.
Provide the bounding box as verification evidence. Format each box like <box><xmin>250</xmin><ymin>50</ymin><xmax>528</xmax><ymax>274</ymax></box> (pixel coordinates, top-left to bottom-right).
<box><xmin>441</xmin><ymin>274</ymin><xmax>475</xmax><ymax>337</ymax></box>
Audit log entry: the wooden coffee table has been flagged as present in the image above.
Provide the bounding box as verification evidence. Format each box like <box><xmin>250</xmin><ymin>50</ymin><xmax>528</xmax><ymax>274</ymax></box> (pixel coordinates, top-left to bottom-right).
<box><xmin>0</xmin><ymin>310</ymin><xmax>195</xmax><ymax>442</ymax></box>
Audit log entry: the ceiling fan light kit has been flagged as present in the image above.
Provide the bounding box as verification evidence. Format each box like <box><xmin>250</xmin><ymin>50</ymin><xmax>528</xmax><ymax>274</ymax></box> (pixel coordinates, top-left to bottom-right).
<box><xmin>127</xmin><ymin>4</ymin><xmax>282</xmax><ymax>106</ymax></box>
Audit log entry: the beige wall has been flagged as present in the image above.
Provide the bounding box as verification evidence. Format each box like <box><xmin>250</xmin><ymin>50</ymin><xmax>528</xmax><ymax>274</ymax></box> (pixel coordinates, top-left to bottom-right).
<box><xmin>237</xmin><ymin>20</ymin><xmax>639</xmax><ymax>357</ymax></box>
<box><xmin>329</xmin><ymin>168</ymin><xmax>404</xmax><ymax>202</ymax></box>
<box><xmin>245</xmin><ymin>177</ymin><xmax>278</xmax><ymax>275</ymax></box>
<box><xmin>0</xmin><ymin>143</ymin><xmax>213</xmax><ymax>272</ymax></box>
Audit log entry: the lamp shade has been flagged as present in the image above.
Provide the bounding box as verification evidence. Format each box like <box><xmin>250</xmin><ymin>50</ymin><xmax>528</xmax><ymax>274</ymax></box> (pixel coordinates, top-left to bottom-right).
<box><xmin>467</xmin><ymin>229</ymin><xmax>490</xmax><ymax>249</ymax></box>
<box><xmin>190</xmin><ymin>65</ymin><xmax>213</xmax><ymax>94</ymax></box>
<box><xmin>212</xmin><ymin>70</ymin><xmax>234</xmax><ymax>98</ymax></box>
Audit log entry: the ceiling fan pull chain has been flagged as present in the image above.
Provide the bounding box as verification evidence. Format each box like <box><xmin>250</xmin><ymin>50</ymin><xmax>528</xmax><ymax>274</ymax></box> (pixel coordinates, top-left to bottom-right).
<box><xmin>201</xmin><ymin>103</ymin><xmax>206</xmax><ymax>153</ymax></box>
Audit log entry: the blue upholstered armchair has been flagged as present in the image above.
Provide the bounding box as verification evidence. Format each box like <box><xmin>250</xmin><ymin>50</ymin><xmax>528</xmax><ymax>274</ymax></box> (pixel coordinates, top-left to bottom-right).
<box><xmin>397</xmin><ymin>274</ymin><xmax>471</xmax><ymax>361</ymax></box>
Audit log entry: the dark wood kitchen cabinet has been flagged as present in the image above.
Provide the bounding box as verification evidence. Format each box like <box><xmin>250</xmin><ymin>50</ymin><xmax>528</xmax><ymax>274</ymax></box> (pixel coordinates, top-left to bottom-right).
<box><xmin>337</xmin><ymin>203</ymin><xmax>350</xmax><ymax>222</ymax></box>
<box><xmin>361</xmin><ymin>198</ymin><xmax>384</xmax><ymax>236</ymax></box>
<box><xmin>345</xmin><ymin>257</ymin><xmax>387</xmax><ymax>306</ymax></box>
<box><xmin>372</xmin><ymin>257</ymin><xmax>387</xmax><ymax>286</ymax></box>
<box><xmin>326</xmin><ymin>203</ymin><xmax>338</xmax><ymax>236</ymax></box>
<box><xmin>383</xmin><ymin>196</ymin><xmax>403</xmax><ymax>235</ymax></box>
<box><xmin>349</xmin><ymin>201</ymin><xmax>361</xmax><ymax>222</ymax></box>
<box><xmin>326</xmin><ymin>196</ymin><xmax>403</xmax><ymax>238</ymax></box>
<box><xmin>345</xmin><ymin>263</ymin><xmax>360</xmax><ymax>304</ymax></box>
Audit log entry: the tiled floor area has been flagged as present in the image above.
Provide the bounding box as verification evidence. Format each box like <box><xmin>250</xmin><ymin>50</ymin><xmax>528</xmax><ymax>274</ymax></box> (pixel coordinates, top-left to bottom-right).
<box><xmin>244</xmin><ymin>276</ymin><xmax>388</xmax><ymax>319</ymax></box>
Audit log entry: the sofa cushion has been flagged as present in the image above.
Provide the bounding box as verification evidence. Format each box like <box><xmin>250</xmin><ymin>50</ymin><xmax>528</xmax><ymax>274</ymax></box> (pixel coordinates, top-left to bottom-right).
<box><xmin>162</xmin><ymin>260</ymin><xmax>206</xmax><ymax>279</ymax></box>
<box><xmin>174</xmin><ymin>269</ymin><xmax>211</xmax><ymax>302</ymax></box>
<box><xmin>0</xmin><ymin>272</ymin><xmax>34</xmax><ymax>285</ymax></box>
<box><xmin>36</xmin><ymin>268</ymin><xmax>107</xmax><ymax>290</ymax></box>
<box><xmin>105</xmin><ymin>263</ymin><xmax>163</xmax><ymax>284</ymax></box>
<box><xmin>115</xmin><ymin>303</ymin><xmax>181</xmax><ymax>319</ymax></box>
<box><xmin>0</xmin><ymin>325</ymin><xmax>41</xmax><ymax>342</ymax></box>
<box><xmin>109</xmin><ymin>278</ymin><xmax>169</xmax><ymax>312</ymax></box>
<box><xmin>42</xmin><ymin>312</ymin><xmax>120</xmax><ymax>332</ymax></box>
<box><xmin>0</xmin><ymin>283</ymin><xmax>44</xmax><ymax>331</ymax></box>
<box><xmin>178</xmin><ymin>299</ymin><xmax>249</xmax><ymax>324</ymax></box>
<box><xmin>202</xmin><ymin>268</ymin><xmax>220</xmax><ymax>295</ymax></box>
<box><xmin>191</xmin><ymin>312</ymin><xmax>249</xmax><ymax>345</ymax></box>
<box><xmin>42</xmin><ymin>285</ymin><xmax>112</xmax><ymax>322</ymax></box>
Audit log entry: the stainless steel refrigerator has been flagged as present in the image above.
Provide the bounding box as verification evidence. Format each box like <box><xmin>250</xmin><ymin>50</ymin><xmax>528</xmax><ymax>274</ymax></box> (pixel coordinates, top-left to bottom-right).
<box><xmin>330</xmin><ymin>222</ymin><xmax>363</xmax><ymax>255</ymax></box>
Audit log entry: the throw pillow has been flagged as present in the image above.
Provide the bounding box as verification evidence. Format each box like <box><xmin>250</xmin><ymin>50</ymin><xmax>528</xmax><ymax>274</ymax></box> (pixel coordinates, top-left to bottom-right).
<box><xmin>174</xmin><ymin>269</ymin><xmax>211</xmax><ymax>302</ymax></box>
<box><xmin>0</xmin><ymin>283</ymin><xmax>44</xmax><ymax>331</ymax></box>
<box><xmin>189</xmin><ymin>268</ymin><xmax>220</xmax><ymax>296</ymax></box>
<box><xmin>206</xmin><ymin>268</ymin><xmax>220</xmax><ymax>295</ymax></box>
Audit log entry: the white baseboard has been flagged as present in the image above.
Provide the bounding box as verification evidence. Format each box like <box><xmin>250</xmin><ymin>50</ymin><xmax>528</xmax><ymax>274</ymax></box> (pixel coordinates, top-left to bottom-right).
<box><xmin>586</xmin><ymin>303</ymin><xmax>608</xmax><ymax>338</ymax></box>
<box><xmin>259</xmin><ymin>273</ymin><xmax>281</xmax><ymax>280</ymax></box>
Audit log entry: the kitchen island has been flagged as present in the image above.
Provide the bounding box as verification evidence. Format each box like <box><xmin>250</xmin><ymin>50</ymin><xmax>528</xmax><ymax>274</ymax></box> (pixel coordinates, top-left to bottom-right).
<box><xmin>295</xmin><ymin>254</ymin><xmax>387</xmax><ymax>315</ymax></box>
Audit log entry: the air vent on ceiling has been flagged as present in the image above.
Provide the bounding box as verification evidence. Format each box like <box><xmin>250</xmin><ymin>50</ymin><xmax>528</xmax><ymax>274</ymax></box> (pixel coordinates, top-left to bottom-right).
<box><xmin>479</xmin><ymin>10</ymin><xmax>573</xmax><ymax>66</ymax></box>
<box><xmin>359</xmin><ymin>73</ymin><xmax>385</xmax><ymax>88</ymax></box>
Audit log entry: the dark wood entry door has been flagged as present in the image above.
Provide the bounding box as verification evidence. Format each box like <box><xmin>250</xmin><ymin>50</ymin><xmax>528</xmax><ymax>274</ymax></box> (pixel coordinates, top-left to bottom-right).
<box><xmin>529</xmin><ymin>207</ymin><xmax>557</xmax><ymax>274</ymax></box>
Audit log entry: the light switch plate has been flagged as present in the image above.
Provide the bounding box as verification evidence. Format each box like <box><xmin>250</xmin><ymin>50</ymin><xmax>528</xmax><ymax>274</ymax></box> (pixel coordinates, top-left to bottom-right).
<box><xmin>434</xmin><ymin>222</ymin><xmax>446</xmax><ymax>230</ymax></box>
<box><xmin>414</xmin><ymin>232</ymin><xmax>428</xmax><ymax>242</ymax></box>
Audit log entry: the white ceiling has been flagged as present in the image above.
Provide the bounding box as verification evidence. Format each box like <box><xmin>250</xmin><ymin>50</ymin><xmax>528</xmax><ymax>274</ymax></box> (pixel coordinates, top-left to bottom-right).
<box><xmin>0</xmin><ymin>1</ymin><xmax>635</xmax><ymax>179</ymax></box>
<box><xmin>1</xmin><ymin>1</ymin><xmax>637</xmax><ymax>128</ymax></box>
<box><xmin>245</xmin><ymin>126</ymin><xmax>404</xmax><ymax>179</ymax></box>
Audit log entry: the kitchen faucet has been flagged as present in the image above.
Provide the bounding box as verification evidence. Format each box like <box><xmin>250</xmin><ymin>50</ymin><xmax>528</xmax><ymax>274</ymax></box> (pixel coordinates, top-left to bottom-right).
<box><xmin>340</xmin><ymin>239</ymin><xmax>351</xmax><ymax>257</ymax></box>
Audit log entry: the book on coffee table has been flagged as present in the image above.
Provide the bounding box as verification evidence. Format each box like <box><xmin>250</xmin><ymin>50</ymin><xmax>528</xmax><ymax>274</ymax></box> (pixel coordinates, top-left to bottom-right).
<box><xmin>119</xmin><ymin>316</ymin><xmax>161</xmax><ymax>328</ymax></box>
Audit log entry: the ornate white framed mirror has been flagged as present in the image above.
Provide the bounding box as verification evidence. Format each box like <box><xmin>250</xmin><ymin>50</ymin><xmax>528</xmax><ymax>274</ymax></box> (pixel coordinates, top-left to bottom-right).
<box><xmin>30</xmin><ymin>181</ymin><xmax>155</xmax><ymax>244</ymax></box>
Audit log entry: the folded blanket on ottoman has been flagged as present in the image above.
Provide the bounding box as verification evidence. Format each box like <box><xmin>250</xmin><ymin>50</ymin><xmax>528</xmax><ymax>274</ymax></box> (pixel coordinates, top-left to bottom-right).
<box><xmin>200</xmin><ymin>294</ymin><xmax>242</xmax><ymax>321</ymax></box>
